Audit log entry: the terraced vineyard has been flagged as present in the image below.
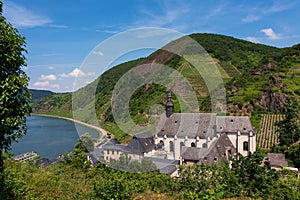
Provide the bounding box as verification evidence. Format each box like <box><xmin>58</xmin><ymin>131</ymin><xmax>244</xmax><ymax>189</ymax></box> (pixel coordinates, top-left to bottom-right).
<box><xmin>257</xmin><ymin>114</ymin><xmax>284</xmax><ymax>149</ymax></box>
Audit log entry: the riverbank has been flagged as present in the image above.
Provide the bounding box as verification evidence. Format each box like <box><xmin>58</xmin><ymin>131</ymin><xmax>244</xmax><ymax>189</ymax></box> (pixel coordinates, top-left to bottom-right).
<box><xmin>31</xmin><ymin>113</ymin><xmax>111</xmax><ymax>137</ymax></box>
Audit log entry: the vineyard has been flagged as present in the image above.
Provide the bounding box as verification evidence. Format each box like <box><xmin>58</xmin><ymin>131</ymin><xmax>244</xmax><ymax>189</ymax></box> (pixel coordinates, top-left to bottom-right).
<box><xmin>257</xmin><ymin>114</ymin><xmax>284</xmax><ymax>149</ymax></box>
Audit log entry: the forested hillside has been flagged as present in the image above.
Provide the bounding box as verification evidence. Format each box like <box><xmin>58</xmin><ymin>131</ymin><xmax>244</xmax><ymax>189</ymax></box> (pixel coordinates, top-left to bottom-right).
<box><xmin>32</xmin><ymin>33</ymin><xmax>300</xmax><ymax>142</ymax></box>
<box><xmin>29</xmin><ymin>89</ymin><xmax>54</xmax><ymax>104</ymax></box>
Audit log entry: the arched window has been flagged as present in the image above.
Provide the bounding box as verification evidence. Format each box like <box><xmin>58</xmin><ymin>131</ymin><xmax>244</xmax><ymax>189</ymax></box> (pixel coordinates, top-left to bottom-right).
<box><xmin>169</xmin><ymin>141</ymin><xmax>174</xmax><ymax>152</ymax></box>
<box><xmin>157</xmin><ymin>140</ymin><xmax>164</xmax><ymax>149</ymax></box>
<box><xmin>202</xmin><ymin>143</ymin><xmax>207</xmax><ymax>148</ymax></box>
<box><xmin>243</xmin><ymin>141</ymin><xmax>249</xmax><ymax>151</ymax></box>
<box><xmin>191</xmin><ymin>142</ymin><xmax>196</xmax><ymax>147</ymax></box>
<box><xmin>180</xmin><ymin>142</ymin><xmax>185</xmax><ymax>150</ymax></box>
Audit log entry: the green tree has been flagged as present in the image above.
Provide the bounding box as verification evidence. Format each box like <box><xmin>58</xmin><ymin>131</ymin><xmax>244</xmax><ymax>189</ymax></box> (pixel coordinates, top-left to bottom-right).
<box><xmin>285</xmin><ymin>142</ymin><xmax>300</xmax><ymax>168</ymax></box>
<box><xmin>0</xmin><ymin>1</ymin><xmax>31</xmax><ymax>198</ymax></box>
<box><xmin>79</xmin><ymin>132</ymin><xmax>94</xmax><ymax>152</ymax></box>
<box><xmin>276</xmin><ymin>98</ymin><xmax>300</xmax><ymax>146</ymax></box>
<box><xmin>66</xmin><ymin>138</ymin><xmax>91</xmax><ymax>170</ymax></box>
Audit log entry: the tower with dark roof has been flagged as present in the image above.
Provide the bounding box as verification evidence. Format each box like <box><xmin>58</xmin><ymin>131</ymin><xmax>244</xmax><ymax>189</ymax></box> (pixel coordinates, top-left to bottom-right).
<box><xmin>166</xmin><ymin>90</ymin><xmax>174</xmax><ymax>117</ymax></box>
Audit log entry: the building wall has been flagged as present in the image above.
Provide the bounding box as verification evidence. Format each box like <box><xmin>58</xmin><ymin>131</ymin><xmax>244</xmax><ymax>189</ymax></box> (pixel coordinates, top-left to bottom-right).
<box><xmin>154</xmin><ymin>135</ymin><xmax>210</xmax><ymax>160</ymax></box>
<box><xmin>155</xmin><ymin>131</ymin><xmax>256</xmax><ymax>159</ymax></box>
<box><xmin>103</xmin><ymin>150</ymin><xmax>143</xmax><ymax>162</ymax></box>
<box><xmin>226</xmin><ymin>131</ymin><xmax>256</xmax><ymax>157</ymax></box>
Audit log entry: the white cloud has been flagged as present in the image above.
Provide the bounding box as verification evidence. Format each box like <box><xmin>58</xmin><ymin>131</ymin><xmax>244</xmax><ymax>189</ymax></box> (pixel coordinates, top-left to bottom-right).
<box><xmin>138</xmin><ymin>7</ymin><xmax>189</xmax><ymax>27</ymax></box>
<box><xmin>264</xmin><ymin>1</ymin><xmax>297</xmax><ymax>15</ymax></box>
<box><xmin>242</xmin><ymin>15</ymin><xmax>260</xmax><ymax>23</ymax></box>
<box><xmin>59</xmin><ymin>68</ymin><xmax>95</xmax><ymax>78</ymax></box>
<box><xmin>69</xmin><ymin>68</ymin><xmax>86</xmax><ymax>77</ymax></box>
<box><xmin>246</xmin><ymin>37</ymin><xmax>261</xmax><ymax>43</ymax></box>
<box><xmin>33</xmin><ymin>81</ymin><xmax>50</xmax><ymax>87</ymax></box>
<box><xmin>48</xmin><ymin>66</ymin><xmax>55</xmax><ymax>70</ymax></box>
<box><xmin>207</xmin><ymin>4</ymin><xmax>224</xmax><ymax>18</ymax></box>
<box><xmin>48</xmin><ymin>24</ymin><xmax>69</xmax><ymax>29</ymax></box>
<box><xmin>40</xmin><ymin>74</ymin><xmax>57</xmax><ymax>81</ymax></box>
<box><xmin>3</xmin><ymin>2</ymin><xmax>52</xmax><ymax>28</ymax></box>
<box><xmin>93</xmin><ymin>51</ymin><xmax>104</xmax><ymax>56</ymax></box>
<box><xmin>49</xmin><ymin>84</ymin><xmax>60</xmax><ymax>89</ymax></box>
<box><xmin>260</xmin><ymin>28</ymin><xmax>282</xmax><ymax>40</ymax></box>
<box><xmin>96</xmin><ymin>30</ymin><xmax>118</xmax><ymax>34</ymax></box>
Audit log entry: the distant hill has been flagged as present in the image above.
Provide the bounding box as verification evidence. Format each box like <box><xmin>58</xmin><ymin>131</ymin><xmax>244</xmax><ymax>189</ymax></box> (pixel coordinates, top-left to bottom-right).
<box><xmin>32</xmin><ymin>33</ymin><xmax>300</xmax><ymax>142</ymax></box>
<box><xmin>29</xmin><ymin>89</ymin><xmax>55</xmax><ymax>104</ymax></box>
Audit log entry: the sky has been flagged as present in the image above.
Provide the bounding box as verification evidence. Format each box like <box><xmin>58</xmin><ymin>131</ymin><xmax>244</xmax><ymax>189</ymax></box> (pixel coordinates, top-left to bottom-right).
<box><xmin>2</xmin><ymin>0</ymin><xmax>300</xmax><ymax>92</ymax></box>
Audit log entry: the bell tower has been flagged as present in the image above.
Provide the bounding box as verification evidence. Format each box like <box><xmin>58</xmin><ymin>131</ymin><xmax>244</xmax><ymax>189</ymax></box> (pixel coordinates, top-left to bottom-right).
<box><xmin>166</xmin><ymin>90</ymin><xmax>174</xmax><ymax>117</ymax></box>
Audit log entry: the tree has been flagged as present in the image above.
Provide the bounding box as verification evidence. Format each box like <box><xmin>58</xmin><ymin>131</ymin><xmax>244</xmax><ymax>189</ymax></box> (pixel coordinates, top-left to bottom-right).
<box><xmin>285</xmin><ymin>142</ymin><xmax>300</xmax><ymax>168</ymax></box>
<box><xmin>276</xmin><ymin>98</ymin><xmax>300</xmax><ymax>146</ymax></box>
<box><xmin>79</xmin><ymin>132</ymin><xmax>94</xmax><ymax>152</ymax></box>
<box><xmin>0</xmin><ymin>1</ymin><xmax>31</xmax><ymax>197</ymax></box>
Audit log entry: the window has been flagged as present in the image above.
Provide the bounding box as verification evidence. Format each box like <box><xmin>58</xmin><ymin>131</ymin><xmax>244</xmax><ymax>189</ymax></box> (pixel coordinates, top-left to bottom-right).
<box><xmin>107</xmin><ymin>150</ymin><xmax>110</xmax><ymax>154</ymax></box>
<box><xmin>228</xmin><ymin>150</ymin><xmax>232</xmax><ymax>155</ymax></box>
<box><xmin>180</xmin><ymin>142</ymin><xmax>185</xmax><ymax>150</ymax></box>
<box><xmin>157</xmin><ymin>140</ymin><xmax>164</xmax><ymax>149</ymax></box>
<box><xmin>112</xmin><ymin>150</ymin><xmax>114</xmax><ymax>155</ymax></box>
<box><xmin>202</xmin><ymin>143</ymin><xmax>207</xmax><ymax>148</ymax></box>
<box><xmin>243</xmin><ymin>141</ymin><xmax>249</xmax><ymax>151</ymax></box>
<box><xmin>169</xmin><ymin>141</ymin><xmax>174</xmax><ymax>152</ymax></box>
<box><xmin>191</xmin><ymin>142</ymin><xmax>196</xmax><ymax>147</ymax></box>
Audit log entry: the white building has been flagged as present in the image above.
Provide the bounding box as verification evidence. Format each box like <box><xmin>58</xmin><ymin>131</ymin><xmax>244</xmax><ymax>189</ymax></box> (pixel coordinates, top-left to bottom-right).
<box><xmin>149</xmin><ymin>91</ymin><xmax>256</xmax><ymax>164</ymax></box>
<box><xmin>102</xmin><ymin>91</ymin><xmax>256</xmax><ymax>166</ymax></box>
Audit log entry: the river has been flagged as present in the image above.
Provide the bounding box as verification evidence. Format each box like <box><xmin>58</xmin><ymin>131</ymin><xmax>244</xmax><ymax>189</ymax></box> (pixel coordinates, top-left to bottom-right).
<box><xmin>11</xmin><ymin>115</ymin><xmax>101</xmax><ymax>159</ymax></box>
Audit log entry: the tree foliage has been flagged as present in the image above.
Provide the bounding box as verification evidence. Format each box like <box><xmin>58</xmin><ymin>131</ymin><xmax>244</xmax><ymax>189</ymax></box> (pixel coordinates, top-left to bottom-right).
<box><xmin>0</xmin><ymin>1</ymin><xmax>31</xmax><ymax>197</ymax></box>
<box><xmin>276</xmin><ymin>98</ymin><xmax>300</xmax><ymax>146</ymax></box>
<box><xmin>2</xmin><ymin>148</ymin><xmax>300</xmax><ymax>199</ymax></box>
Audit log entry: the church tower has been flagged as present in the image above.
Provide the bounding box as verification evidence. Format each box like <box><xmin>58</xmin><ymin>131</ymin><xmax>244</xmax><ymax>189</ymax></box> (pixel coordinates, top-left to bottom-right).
<box><xmin>166</xmin><ymin>90</ymin><xmax>174</xmax><ymax>117</ymax></box>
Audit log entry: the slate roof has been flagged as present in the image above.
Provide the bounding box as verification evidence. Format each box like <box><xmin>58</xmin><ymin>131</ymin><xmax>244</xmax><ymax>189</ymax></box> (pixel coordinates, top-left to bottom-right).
<box><xmin>156</xmin><ymin>114</ymin><xmax>255</xmax><ymax>139</ymax></box>
<box><xmin>181</xmin><ymin>146</ymin><xmax>206</xmax><ymax>161</ymax></box>
<box><xmin>266</xmin><ymin>153</ymin><xmax>288</xmax><ymax>168</ymax></box>
<box><xmin>102</xmin><ymin>144</ymin><xmax>128</xmax><ymax>152</ymax></box>
<box><xmin>102</xmin><ymin>131</ymin><xmax>155</xmax><ymax>155</ymax></box>
<box><xmin>160</xmin><ymin>165</ymin><xmax>177</xmax><ymax>175</ymax></box>
<box><xmin>156</xmin><ymin>113</ymin><xmax>217</xmax><ymax>139</ymax></box>
<box><xmin>216</xmin><ymin>116</ymin><xmax>254</xmax><ymax>134</ymax></box>
<box><xmin>125</xmin><ymin>131</ymin><xmax>156</xmax><ymax>155</ymax></box>
<box><xmin>146</xmin><ymin>157</ymin><xmax>179</xmax><ymax>174</ymax></box>
<box><xmin>181</xmin><ymin>134</ymin><xmax>236</xmax><ymax>164</ymax></box>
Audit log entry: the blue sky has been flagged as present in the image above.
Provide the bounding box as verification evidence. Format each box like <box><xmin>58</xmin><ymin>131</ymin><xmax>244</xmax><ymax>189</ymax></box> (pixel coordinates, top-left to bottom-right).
<box><xmin>2</xmin><ymin>0</ymin><xmax>300</xmax><ymax>92</ymax></box>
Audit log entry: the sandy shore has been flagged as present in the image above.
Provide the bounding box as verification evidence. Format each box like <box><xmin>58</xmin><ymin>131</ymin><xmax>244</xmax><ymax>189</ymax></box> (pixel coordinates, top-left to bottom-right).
<box><xmin>31</xmin><ymin>113</ymin><xmax>110</xmax><ymax>137</ymax></box>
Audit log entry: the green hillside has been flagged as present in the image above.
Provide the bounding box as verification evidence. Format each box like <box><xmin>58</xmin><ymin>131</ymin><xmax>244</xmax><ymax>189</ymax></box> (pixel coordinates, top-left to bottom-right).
<box><xmin>29</xmin><ymin>89</ymin><xmax>54</xmax><ymax>104</ymax></box>
<box><xmin>32</xmin><ymin>33</ymin><xmax>300</xmax><ymax>142</ymax></box>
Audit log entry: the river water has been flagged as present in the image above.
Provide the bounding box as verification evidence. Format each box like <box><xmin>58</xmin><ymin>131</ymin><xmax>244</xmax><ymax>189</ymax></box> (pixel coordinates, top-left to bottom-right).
<box><xmin>11</xmin><ymin>115</ymin><xmax>100</xmax><ymax>159</ymax></box>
